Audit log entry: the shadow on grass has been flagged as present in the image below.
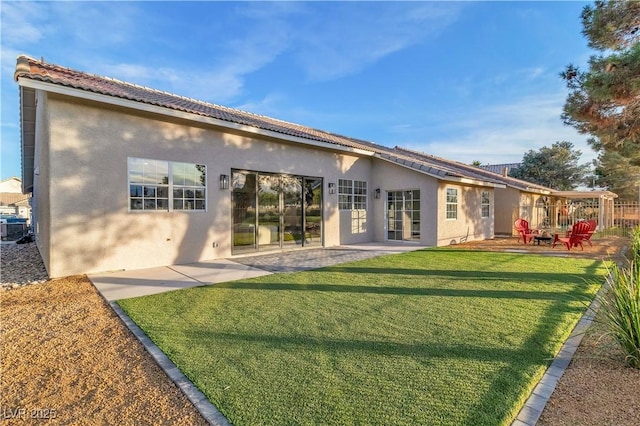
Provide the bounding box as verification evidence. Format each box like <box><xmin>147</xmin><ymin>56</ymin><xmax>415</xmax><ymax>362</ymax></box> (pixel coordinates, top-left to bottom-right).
<box><xmin>213</xmin><ymin>281</ymin><xmax>593</xmax><ymax>302</ymax></box>
<box><xmin>183</xmin><ymin>329</ymin><xmax>556</xmax><ymax>363</ymax></box>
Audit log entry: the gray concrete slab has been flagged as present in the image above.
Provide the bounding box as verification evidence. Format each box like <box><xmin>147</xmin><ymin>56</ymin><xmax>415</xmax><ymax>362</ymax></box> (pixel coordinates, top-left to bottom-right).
<box><xmin>90</xmin><ymin>259</ymin><xmax>270</xmax><ymax>301</ymax></box>
<box><xmin>90</xmin><ymin>243</ymin><xmax>420</xmax><ymax>301</ymax></box>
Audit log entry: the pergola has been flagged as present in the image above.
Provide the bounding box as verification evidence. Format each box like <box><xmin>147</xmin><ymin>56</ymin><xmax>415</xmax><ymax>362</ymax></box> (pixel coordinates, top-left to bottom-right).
<box><xmin>552</xmin><ymin>190</ymin><xmax>618</xmax><ymax>230</ymax></box>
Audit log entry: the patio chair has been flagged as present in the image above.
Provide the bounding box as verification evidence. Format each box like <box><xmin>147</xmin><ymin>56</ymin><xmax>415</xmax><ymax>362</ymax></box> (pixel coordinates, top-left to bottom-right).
<box><xmin>582</xmin><ymin>220</ymin><xmax>597</xmax><ymax>247</ymax></box>
<box><xmin>552</xmin><ymin>221</ymin><xmax>592</xmax><ymax>251</ymax></box>
<box><xmin>514</xmin><ymin>218</ymin><xmax>538</xmax><ymax>244</ymax></box>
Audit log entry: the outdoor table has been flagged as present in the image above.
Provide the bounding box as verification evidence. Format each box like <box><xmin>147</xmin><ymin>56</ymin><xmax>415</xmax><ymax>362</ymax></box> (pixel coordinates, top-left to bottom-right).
<box><xmin>533</xmin><ymin>234</ymin><xmax>553</xmax><ymax>245</ymax></box>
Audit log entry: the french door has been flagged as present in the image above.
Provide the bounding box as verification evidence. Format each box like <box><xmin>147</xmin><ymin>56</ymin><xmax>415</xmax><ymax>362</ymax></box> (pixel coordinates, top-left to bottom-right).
<box><xmin>387</xmin><ymin>190</ymin><xmax>421</xmax><ymax>241</ymax></box>
<box><xmin>232</xmin><ymin>170</ymin><xmax>322</xmax><ymax>253</ymax></box>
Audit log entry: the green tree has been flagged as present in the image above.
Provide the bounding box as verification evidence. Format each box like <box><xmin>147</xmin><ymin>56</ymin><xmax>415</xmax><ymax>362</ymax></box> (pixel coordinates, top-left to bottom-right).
<box><xmin>561</xmin><ymin>0</ymin><xmax>640</xmax><ymax>199</ymax></box>
<box><xmin>593</xmin><ymin>144</ymin><xmax>640</xmax><ymax>200</ymax></box>
<box><xmin>509</xmin><ymin>141</ymin><xmax>590</xmax><ymax>190</ymax></box>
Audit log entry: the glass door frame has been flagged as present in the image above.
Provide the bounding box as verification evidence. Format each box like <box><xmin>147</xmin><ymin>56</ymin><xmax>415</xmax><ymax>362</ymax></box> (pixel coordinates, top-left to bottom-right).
<box><xmin>231</xmin><ymin>169</ymin><xmax>323</xmax><ymax>254</ymax></box>
<box><xmin>386</xmin><ymin>189</ymin><xmax>421</xmax><ymax>242</ymax></box>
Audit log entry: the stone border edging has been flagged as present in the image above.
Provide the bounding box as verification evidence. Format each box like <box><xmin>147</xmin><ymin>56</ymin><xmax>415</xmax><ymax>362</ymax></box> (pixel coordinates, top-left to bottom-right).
<box><xmin>109</xmin><ymin>302</ymin><xmax>232</xmax><ymax>426</ymax></box>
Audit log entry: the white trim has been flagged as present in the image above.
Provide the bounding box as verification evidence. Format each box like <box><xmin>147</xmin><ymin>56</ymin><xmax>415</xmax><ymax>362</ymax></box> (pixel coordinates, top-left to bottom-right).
<box><xmin>17</xmin><ymin>78</ymin><xmax>376</xmax><ymax>158</ymax></box>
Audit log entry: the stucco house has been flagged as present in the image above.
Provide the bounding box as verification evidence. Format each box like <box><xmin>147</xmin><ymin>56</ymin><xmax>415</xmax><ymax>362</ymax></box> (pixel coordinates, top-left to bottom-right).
<box><xmin>15</xmin><ymin>55</ymin><xmax>509</xmax><ymax>278</ymax></box>
<box><xmin>0</xmin><ymin>177</ymin><xmax>31</xmax><ymax>221</ymax></box>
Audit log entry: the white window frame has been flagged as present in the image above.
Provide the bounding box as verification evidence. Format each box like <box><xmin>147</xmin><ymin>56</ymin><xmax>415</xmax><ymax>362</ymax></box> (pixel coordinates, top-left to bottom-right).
<box><xmin>446</xmin><ymin>188</ymin><xmax>458</xmax><ymax>220</ymax></box>
<box><xmin>338</xmin><ymin>179</ymin><xmax>367</xmax><ymax>210</ymax></box>
<box><xmin>481</xmin><ymin>191</ymin><xmax>490</xmax><ymax>218</ymax></box>
<box><xmin>128</xmin><ymin>157</ymin><xmax>207</xmax><ymax>212</ymax></box>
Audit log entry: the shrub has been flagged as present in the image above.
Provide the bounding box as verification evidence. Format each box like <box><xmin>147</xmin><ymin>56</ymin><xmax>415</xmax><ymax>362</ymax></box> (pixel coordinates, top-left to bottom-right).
<box><xmin>599</xmin><ymin>225</ymin><xmax>640</xmax><ymax>368</ymax></box>
<box><xmin>631</xmin><ymin>225</ymin><xmax>640</xmax><ymax>261</ymax></box>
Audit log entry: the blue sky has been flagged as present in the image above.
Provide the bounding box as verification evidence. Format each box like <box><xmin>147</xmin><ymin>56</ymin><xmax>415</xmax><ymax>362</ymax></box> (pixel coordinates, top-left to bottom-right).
<box><xmin>1</xmin><ymin>1</ymin><xmax>596</xmax><ymax>181</ymax></box>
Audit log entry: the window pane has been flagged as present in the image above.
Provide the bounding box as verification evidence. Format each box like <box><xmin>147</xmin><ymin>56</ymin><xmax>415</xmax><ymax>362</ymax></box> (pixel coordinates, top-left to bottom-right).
<box><xmin>185</xmin><ymin>188</ymin><xmax>195</xmax><ymax>198</ymax></box>
<box><xmin>195</xmin><ymin>165</ymin><xmax>206</xmax><ymax>187</ymax></box>
<box><xmin>130</xmin><ymin>199</ymin><xmax>143</xmax><ymax>210</ymax></box>
<box><xmin>157</xmin><ymin>186</ymin><xmax>169</xmax><ymax>198</ymax></box>
<box><xmin>156</xmin><ymin>161</ymin><xmax>169</xmax><ymax>184</ymax></box>
<box><xmin>130</xmin><ymin>185</ymin><xmax>143</xmax><ymax>197</ymax></box>
<box><xmin>157</xmin><ymin>199</ymin><xmax>169</xmax><ymax>210</ymax></box>
<box><xmin>144</xmin><ymin>186</ymin><xmax>156</xmax><ymax>197</ymax></box>
<box><xmin>144</xmin><ymin>199</ymin><xmax>157</xmax><ymax>210</ymax></box>
<box><xmin>173</xmin><ymin>162</ymin><xmax>186</xmax><ymax>186</ymax></box>
<box><xmin>173</xmin><ymin>199</ymin><xmax>183</xmax><ymax>210</ymax></box>
<box><xmin>195</xmin><ymin>189</ymin><xmax>205</xmax><ymax>199</ymax></box>
<box><xmin>128</xmin><ymin>158</ymin><xmax>144</xmax><ymax>183</ymax></box>
<box><xmin>195</xmin><ymin>200</ymin><xmax>205</xmax><ymax>210</ymax></box>
<box><xmin>173</xmin><ymin>188</ymin><xmax>184</xmax><ymax>198</ymax></box>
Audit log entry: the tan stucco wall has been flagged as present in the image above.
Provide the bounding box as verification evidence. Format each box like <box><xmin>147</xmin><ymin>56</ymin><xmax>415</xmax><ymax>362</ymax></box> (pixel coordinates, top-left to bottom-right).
<box><xmin>517</xmin><ymin>192</ymin><xmax>550</xmax><ymax>230</ymax></box>
<box><xmin>494</xmin><ymin>186</ymin><xmax>521</xmax><ymax>235</ymax></box>
<box><xmin>42</xmin><ymin>95</ymin><xmax>377</xmax><ymax>277</ymax></box>
<box><xmin>369</xmin><ymin>159</ymin><xmax>439</xmax><ymax>246</ymax></box>
<box><xmin>34</xmin><ymin>92</ymin><xmax>502</xmax><ymax>276</ymax></box>
<box><xmin>436</xmin><ymin>183</ymin><xmax>494</xmax><ymax>246</ymax></box>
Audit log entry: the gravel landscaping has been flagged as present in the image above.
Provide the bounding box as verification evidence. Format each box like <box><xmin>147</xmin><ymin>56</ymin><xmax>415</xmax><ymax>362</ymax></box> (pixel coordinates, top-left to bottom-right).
<box><xmin>1</xmin><ymin>238</ymin><xmax>638</xmax><ymax>425</ymax></box>
<box><xmin>1</xmin><ymin>242</ymin><xmax>207</xmax><ymax>425</ymax></box>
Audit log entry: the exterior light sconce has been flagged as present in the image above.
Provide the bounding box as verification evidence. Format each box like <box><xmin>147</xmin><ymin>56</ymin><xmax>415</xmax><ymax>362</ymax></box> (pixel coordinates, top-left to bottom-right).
<box><xmin>374</xmin><ymin>188</ymin><xmax>381</xmax><ymax>199</ymax></box>
<box><xmin>219</xmin><ymin>174</ymin><xmax>230</xmax><ymax>190</ymax></box>
<box><xmin>328</xmin><ymin>182</ymin><xmax>336</xmax><ymax>194</ymax></box>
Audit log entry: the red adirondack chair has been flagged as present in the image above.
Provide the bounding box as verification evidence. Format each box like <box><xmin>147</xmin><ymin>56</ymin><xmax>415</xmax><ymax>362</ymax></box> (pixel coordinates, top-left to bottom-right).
<box><xmin>582</xmin><ymin>220</ymin><xmax>597</xmax><ymax>247</ymax></box>
<box><xmin>514</xmin><ymin>218</ymin><xmax>537</xmax><ymax>244</ymax></box>
<box><xmin>552</xmin><ymin>221</ymin><xmax>592</xmax><ymax>251</ymax></box>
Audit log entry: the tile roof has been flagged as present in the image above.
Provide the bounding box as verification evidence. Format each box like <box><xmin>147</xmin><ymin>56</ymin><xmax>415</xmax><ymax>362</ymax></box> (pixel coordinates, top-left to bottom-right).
<box><xmin>479</xmin><ymin>163</ymin><xmax>521</xmax><ymax>175</ymax></box>
<box><xmin>13</xmin><ymin>55</ymin><xmax>509</xmax><ymax>188</ymax></box>
<box><xmin>14</xmin><ymin>55</ymin><xmax>380</xmax><ymax>153</ymax></box>
<box><xmin>392</xmin><ymin>147</ymin><xmax>553</xmax><ymax>193</ymax></box>
<box><xmin>0</xmin><ymin>193</ymin><xmax>31</xmax><ymax>206</ymax></box>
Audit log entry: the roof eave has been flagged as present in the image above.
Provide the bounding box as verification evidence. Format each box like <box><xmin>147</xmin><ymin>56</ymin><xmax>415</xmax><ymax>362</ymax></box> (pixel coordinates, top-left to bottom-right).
<box><xmin>18</xmin><ymin>85</ymin><xmax>36</xmax><ymax>193</ymax></box>
<box><xmin>375</xmin><ymin>155</ymin><xmax>505</xmax><ymax>188</ymax></box>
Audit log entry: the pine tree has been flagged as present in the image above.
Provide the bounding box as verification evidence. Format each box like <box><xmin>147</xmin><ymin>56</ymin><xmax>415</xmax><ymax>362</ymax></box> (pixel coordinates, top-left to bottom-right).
<box><xmin>561</xmin><ymin>1</ymin><xmax>640</xmax><ymax>200</ymax></box>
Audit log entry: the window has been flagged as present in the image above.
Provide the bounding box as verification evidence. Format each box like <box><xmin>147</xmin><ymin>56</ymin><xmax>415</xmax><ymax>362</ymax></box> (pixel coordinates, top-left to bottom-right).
<box><xmin>338</xmin><ymin>179</ymin><xmax>367</xmax><ymax>210</ymax></box>
<box><xmin>129</xmin><ymin>158</ymin><xmax>206</xmax><ymax>211</ymax></box>
<box><xmin>481</xmin><ymin>191</ymin><xmax>490</xmax><ymax>218</ymax></box>
<box><xmin>446</xmin><ymin>188</ymin><xmax>457</xmax><ymax>219</ymax></box>
<box><xmin>353</xmin><ymin>180</ymin><xmax>367</xmax><ymax>210</ymax></box>
<box><xmin>339</xmin><ymin>179</ymin><xmax>367</xmax><ymax>210</ymax></box>
<box><xmin>338</xmin><ymin>179</ymin><xmax>352</xmax><ymax>210</ymax></box>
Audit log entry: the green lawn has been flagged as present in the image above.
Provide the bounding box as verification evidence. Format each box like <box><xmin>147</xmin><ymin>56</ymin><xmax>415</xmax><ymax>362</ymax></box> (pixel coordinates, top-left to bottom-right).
<box><xmin>118</xmin><ymin>249</ymin><xmax>608</xmax><ymax>426</ymax></box>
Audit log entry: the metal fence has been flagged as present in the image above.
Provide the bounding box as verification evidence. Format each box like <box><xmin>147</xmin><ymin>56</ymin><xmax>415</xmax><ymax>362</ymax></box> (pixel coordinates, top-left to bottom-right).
<box><xmin>515</xmin><ymin>201</ymin><xmax>639</xmax><ymax>238</ymax></box>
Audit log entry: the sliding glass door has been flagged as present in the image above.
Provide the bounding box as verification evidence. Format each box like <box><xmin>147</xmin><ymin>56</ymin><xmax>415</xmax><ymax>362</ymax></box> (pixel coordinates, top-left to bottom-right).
<box><xmin>232</xmin><ymin>171</ymin><xmax>322</xmax><ymax>253</ymax></box>
<box><xmin>303</xmin><ymin>178</ymin><xmax>323</xmax><ymax>247</ymax></box>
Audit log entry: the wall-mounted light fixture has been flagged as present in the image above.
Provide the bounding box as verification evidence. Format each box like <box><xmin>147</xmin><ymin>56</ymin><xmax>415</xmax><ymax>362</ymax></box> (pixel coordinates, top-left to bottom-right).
<box><xmin>219</xmin><ymin>174</ymin><xmax>230</xmax><ymax>190</ymax></box>
<box><xmin>374</xmin><ymin>188</ymin><xmax>381</xmax><ymax>199</ymax></box>
<box><xmin>328</xmin><ymin>182</ymin><xmax>336</xmax><ymax>194</ymax></box>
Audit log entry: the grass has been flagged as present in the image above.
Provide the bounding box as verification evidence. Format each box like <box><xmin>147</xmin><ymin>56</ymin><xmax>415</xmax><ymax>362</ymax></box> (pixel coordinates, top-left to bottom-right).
<box><xmin>118</xmin><ymin>249</ymin><xmax>608</xmax><ymax>426</ymax></box>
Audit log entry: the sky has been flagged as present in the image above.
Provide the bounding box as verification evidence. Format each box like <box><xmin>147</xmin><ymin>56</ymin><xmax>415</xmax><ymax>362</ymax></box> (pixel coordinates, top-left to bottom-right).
<box><xmin>1</xmin><ymin>0</ymin><xmax>598</xmax><ymax>181</ymax></box>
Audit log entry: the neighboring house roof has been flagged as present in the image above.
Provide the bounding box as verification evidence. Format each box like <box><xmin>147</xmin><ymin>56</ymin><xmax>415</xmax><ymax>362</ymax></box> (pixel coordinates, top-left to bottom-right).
<box><xmin>13</xmin><ymin>55</ymin><xmax>507</xmax><ymax>191</ymax></box>
<box><xmin>479</xmin><ymin>163</ymin><xmax>521</xmax><ymax>175</ymax></box>
<box><xmin>393</xmin><ymin>147</ymin><xmax>553</xmax><ymax>195</ymax></box>
<box><xmin>0</xmin><ymin>192</ymin><xmax>31</xmax><ymax>206</ymax></box>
